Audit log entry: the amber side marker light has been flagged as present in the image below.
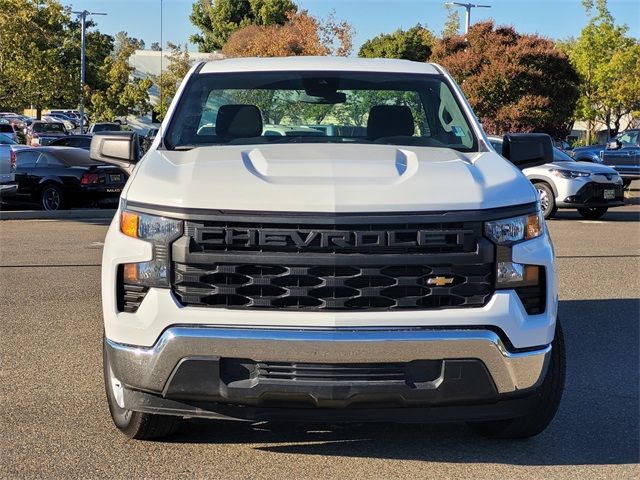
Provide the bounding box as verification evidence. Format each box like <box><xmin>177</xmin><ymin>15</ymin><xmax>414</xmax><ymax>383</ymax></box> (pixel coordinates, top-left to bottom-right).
<box><xmin>120</xmin><ymin>211</ymin><xmax>139</xmax><ymax>238</ymax></box>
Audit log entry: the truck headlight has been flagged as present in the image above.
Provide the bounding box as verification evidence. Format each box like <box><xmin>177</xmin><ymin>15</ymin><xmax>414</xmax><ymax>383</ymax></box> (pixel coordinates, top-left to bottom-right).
<box><xmin>119</xmin><ymin>209</ymin><xmax>182</xmax><ymax>287</ymax></box>
<box><xmin>484</xmin><ymin>212</ymin><xmax>543</xmax><ymax>246</ymax></box>
<box><xmin>550</xmin><ymin>168</ymin><xmax>590</xmax><ymax>179</ymax></box>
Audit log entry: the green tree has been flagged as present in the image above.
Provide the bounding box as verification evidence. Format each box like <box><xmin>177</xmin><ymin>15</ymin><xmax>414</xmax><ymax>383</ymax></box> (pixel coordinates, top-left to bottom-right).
<box><xmin>87</xmin><ymin>33</ymin><xmax>151</xmax><ymax>121</ymax></box>
<box><xmin>561</xmin><ymin>0</ymin><xmax>639</xmax><ymax>142</ymax></box>
<box><xmin>0</xmin><ymin>1</ymin><xmax>113</xmax><ymax>114</ymax></box>
<box><xmin>0</xmin><ymin>0</ymin><xmax>77</xmax><ymax>112</ymax></box>
<box><xmin>189</xmin><ymin>0</ymin><xmax>297</xmax><ymax>52</ymax></box>
<box><xmin>431</xmin><ymin>21</ymin><xmax>579</xmax><ymax>138</ymax></box>
<box><xmin>358</xmin><ymin>24</ymin><xmax>435</xmax><ymax>62</ymax></box>
<box><xmin>151</xmin><ymin>43</ymin><xmax>192</xmax><ymax>121</ymax></box>
<box><xmin>442</xmin><ymin>4</ymin><xmax>460</xmax><ymax>38</ymax></box>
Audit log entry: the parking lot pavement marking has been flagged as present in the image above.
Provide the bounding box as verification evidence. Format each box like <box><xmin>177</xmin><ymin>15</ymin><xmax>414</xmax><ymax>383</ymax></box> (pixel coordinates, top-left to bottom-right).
<box><xmin>578</xmin><ymin>220</ymin><xmax>606</xmax><ymax>224</ymax></box>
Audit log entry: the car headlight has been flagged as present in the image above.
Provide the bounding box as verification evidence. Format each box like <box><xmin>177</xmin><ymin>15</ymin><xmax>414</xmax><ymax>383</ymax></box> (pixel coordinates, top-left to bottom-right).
<box><xmin>550</xmin><ymin>168</ymin><xmax>590</xmax><ymax>178</ymax></box>
<box><xmin>119</xmin><ymin>209</ymin><xmax>182</xmax><ymax>287</ymax></box>
<box><xmin>484</xmin><ymin>212</ymin><xmax>544</xmax><ymax>246</ymax></box>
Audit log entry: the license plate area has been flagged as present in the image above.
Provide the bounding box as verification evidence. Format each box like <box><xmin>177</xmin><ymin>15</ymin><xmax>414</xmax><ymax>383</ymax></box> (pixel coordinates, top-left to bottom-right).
<box><xmin>604</xmin><ymin>189</ymin><xmax>615</xmax><ymax>200</ymax></box>
<box><xmin>109</xmin><ymin>174</ymin><xmax>122</xmax><ymax>182</ymax></box>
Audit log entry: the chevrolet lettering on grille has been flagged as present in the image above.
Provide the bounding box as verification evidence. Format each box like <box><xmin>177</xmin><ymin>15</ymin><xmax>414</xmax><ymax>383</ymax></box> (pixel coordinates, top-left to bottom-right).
<box><xmin>200</xmin><ymin>227</ymin><xmax>467</xmax><ymax>249</ymax></box>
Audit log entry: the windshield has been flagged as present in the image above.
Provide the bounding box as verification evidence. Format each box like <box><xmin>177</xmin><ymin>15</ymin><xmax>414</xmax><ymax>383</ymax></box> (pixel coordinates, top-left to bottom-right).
<box><xmin>34</xmin><ymin>122</ymin><xmax>65</xmax><ymax>133</ymax></box>
<box><xmin>165</xmin><ymin>71</ymin><xmax>478</xmax><ymax>152</ymax></box>
<box><xmin>553</xmin><ymin>147</ymin><xmax>574</xmax><ymax>162</ymax></box>
<box><xmin>92</xmin><ymin>123</ymin><xmax>120</xmax><ymax>132</ymax></box>
<box><xmin>0</xmin><ymin>133</ymin><xmax>16</xmax><ymax>144</ymax></box>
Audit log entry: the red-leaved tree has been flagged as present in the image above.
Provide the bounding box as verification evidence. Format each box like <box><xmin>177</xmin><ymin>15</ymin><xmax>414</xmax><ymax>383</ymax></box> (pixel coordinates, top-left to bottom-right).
<box><xmin>431</xmin><ymin>22</ymin><xmax>579</xmax><ymax>138</ymax></box>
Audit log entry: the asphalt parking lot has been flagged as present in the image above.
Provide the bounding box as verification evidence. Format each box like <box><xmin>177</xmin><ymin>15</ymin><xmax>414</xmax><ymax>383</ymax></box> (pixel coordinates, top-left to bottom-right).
<box><xmin>1</xmin><ymin>205</ymin><xmax>639</xmax><ymax>479</ymax></box>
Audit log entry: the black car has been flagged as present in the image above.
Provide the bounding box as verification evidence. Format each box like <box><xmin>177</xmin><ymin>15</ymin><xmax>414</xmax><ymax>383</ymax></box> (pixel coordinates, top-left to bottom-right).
<box><xmin>14</xmin><ymin>147</ymin><xmax>127</xmax><ymax>210</ymax></box>
<box><xmin>48</xmin><ymin>134</ymin><xmax>93</xmax><ymax>150</ymax></box>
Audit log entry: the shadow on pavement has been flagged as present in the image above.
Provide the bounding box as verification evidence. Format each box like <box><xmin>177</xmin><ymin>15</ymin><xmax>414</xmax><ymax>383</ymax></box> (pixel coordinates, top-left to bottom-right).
<box><xmin>163</xmin><ymin>298</ymin><xmax>639</xmax><ymax>466</ymax></box>
<box><xmin>552</xmin><ymin>207</ymin><xmax>640</xmax><ymax>222</ymax></box>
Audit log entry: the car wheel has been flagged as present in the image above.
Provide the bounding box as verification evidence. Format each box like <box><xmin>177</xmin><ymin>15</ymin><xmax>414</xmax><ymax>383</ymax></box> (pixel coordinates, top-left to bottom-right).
<box><xmin>467</xmin><ymin>318</ymin><xmax>566</xmax><ymax>439</ymax></box>
<box><xmin>103</xmin><ymin>336</ymin><xmax>182</xmax><ymax>440</ymax></box>
<box><xmin>534</xmin><ymin>182</ymin><xmax>557</xmax><ymax>219</ymax></box>
<box><xmin>577</xmin><ymin>207</ymin><xmax>608</xmax><ymax>219</ymax></box>
<box><xmin>622</xmin><ymin>179</ymin><xmax>631</xmax><ymax>189</ymax></box>
<box><xmin>40</xmin><ymin>184</ymin><xmax>65</xmax><ymax>211</ymax></box>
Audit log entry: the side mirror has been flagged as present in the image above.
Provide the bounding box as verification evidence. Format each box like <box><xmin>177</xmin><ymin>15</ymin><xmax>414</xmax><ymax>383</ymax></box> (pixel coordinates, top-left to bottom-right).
<box><xmin>90</xmin><ymin>131</ymin><xmax>140</xmax><ymax>175</ymax></box>
<box><xmin>501</xmin><ymin>133</ymin><xmax>553</xmax><ymax>170</ymax></box>
<box><xmin>606</xmin><ymin>139</ymin><xmax>621</xmax><ymax>150</ymax></box>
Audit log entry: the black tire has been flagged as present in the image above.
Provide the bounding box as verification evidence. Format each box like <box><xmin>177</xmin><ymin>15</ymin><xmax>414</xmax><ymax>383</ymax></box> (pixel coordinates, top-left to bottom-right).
<box><xmin>103</xmin><ymin>337</ymin><xmax>182</xmax><ymax>440</ymax></box>
<box><xmin>534</xmin><ymin>182</ymin><xmax>557</xmax><ymax>219</ymax></box>
<box><xmin>622</xmin><ymin>179</ymin><xmax>631</xmax><ymax>189</ymax></box>
<box><xmin>577</xmin><ymin>206</ymin><xmax>608</xmax><ymax>219</ymax></box>
<box><xmin>468</xmin><ymin>319</ymin><xmax>566</xmax><ymax>439</ymax></box>
<box><xmin>40</xmin><ymin>184</ymin><xmax>65</xmax><ymax>211</ymax></box>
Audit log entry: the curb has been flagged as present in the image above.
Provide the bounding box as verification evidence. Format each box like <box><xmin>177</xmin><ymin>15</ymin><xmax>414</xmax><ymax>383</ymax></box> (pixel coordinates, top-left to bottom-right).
<box><xmin>0</xmin><ymin>209</ymin><xmax>116</xmax><ymax>221</ymax></box>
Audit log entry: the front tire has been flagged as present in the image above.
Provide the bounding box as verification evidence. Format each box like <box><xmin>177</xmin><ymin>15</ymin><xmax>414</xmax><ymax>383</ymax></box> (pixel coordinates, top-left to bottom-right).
<box><xmin>577</xmin><ymin>206</ymin><xmax>608</xmax><ymax>219</ymax></box>
<box><xmin>534</xmin><ymin>182</ymin><xmax>557</xmax><ymax>219</ymax></box>
<box><xmin>468</xmin><ymin>319</ymin><xmax>566</xmax><ymax>439</ymax></box>
<box><xmin>40</xmin><ymin>184</ymin><xmax>65</xmax><ymax>211</ymax></box>
<box><xmin>103</xmin><ymin>337</ymin><xmax>182</xmax><ymax>439</ymax></box>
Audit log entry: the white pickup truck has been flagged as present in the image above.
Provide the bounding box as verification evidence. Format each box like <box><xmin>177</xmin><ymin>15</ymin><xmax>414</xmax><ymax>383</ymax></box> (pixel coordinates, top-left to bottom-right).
<box><xmin>92</xmin><ymin>57</ymin><xmax>565</xmax><ymax>440</ymax></box>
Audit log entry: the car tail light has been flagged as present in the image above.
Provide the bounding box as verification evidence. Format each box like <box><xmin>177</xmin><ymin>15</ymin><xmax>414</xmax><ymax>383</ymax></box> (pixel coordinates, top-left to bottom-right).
<box><xmin>81</xmin><ymin>173</ymin><xmax>99</xmax><ymax>184</ymax></box>
<box><xmin>9</xmin><ymin>150</ymin><xmax>16</xmax><ymax>172</ymax></box>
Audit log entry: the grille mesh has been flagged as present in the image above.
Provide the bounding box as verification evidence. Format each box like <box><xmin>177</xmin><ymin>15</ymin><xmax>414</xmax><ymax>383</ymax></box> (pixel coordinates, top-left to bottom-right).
<box><xmin>172</xmin><ymin>262</ymin><xmax>493</xmax><ymax>310</ymax></box>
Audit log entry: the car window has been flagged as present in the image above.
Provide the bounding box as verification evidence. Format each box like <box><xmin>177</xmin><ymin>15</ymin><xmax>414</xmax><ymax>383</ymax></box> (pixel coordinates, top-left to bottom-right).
<box><xmin>0</xmin><ymin>124</ymin><xmax>14</xmax><ymax>133</ymax></box>
<box><xmin>33</xmin><ymin>123</ymin><xmax>65</xmax><ymax>133</ymax></box>
<box><xmin>489</xmin><ymin>140</ymin><xmax>502</xmax><ymax>153</ymax></box>
<box><xmin>616</xmin><ymin>131</ymin><xmax>639</xmax><ymax>146</ymax></box>
<box><xmin>553</xmin><ymin>147</ymin><xmax>574</xmax><ymax>162</ymax></box>
<box><xmin>16</xmin><ymin>151</ymin><xmax>40</xmax><ymax>168</ymax></box>
<box><xmin>0</xmin><ymin>133</ymin><xmax>16</xmax><ymax>144</ymax></box>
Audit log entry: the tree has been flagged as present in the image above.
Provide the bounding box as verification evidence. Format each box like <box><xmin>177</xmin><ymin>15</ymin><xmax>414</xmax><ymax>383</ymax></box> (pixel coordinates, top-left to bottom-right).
<box><xmin>114</xmin><ymin>31</ymin><xmax>145</xmax><ymax>54</ymax></box>
<box><xmin>561</xmin><ymin>0</ymin><xmax>639</xmax><ymax>142</ymax></box>
<box><xmin>431</xmin><ymin>21</ymin><xmax>580</xmax><ymax>138</ymax></box>
<box><xmin>189</xmin><ymin>0</ymin><xmax>297</xmax><ymax>52</ymax></box>
<box><xmin>151</xmin><ymin>43</ymin><xmax>192</xmax><ymax>121</ymax></box>
<box><xmin>358</xmin><ymin>24</ymin><xmax>435</xmax><ymax>62</ymax></box>
<box><xmin>0</xmin><ymin>1</ymin><xmax>114</xmax><ymax>114</ymax></box>
<box><xmin>150</xmin><ymin>42</ymin><xmax>162</xmax><ymax>51</ymax></box>
<box><xmin>0</xmin><ymin>0</ymin><xmax>77</xmax><ymax>112</ymax></box>
<box><xmin>87</xmin><ymin>33</ymin><xmax>151</xmax><ymax>121</ymax></box>
<box><xmin>442</xmin><ymin>4</ymin><xmax>460</xmax><ymax>38</ymax></box>
<box><xmin>222</xmin><ymin>10</ymin><xmax>352</xmax><ymax>58</ymax></box>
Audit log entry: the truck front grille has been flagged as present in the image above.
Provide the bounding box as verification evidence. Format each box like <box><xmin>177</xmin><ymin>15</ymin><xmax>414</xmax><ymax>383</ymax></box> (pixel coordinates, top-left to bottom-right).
<box><xmin>172</xmin><ymin>261</ymin><xmax>493</xmax><ymax>310</ymax></box>
<box><xmin>169</xmin><ymin>212</ymin><xmax>495</xmax><ymax>311</ymax></box>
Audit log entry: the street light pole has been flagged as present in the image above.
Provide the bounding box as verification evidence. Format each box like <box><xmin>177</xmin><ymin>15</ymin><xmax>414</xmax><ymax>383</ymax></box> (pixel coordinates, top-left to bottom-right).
<box><xmin>444</xmin><ymin>2</ymin><xmax>492</xmax><ymax>34</ymax></box>
<box><xmin>72</xmin><ymin>10</ymin><xmax>106</xmax><ymax>132</ymax></box>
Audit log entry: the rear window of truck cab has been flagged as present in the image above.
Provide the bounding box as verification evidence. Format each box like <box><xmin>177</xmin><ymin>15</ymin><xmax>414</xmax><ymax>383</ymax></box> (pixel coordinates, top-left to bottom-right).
<box><xmin>164</xmin><ymin>71</ymin><xmax>478</xmax><ymax>153</ymax></box>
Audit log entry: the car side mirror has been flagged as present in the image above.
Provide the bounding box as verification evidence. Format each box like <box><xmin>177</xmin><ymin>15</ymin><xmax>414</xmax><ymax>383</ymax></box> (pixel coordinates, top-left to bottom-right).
<box><xmin>501</xmin><ymin>133</ymin><xmax>553</xmax><ymax>170</ymax></box>
<box><xmin>90</xmin><ymin>131</ymin><xmax>140</xmax><ymax>175</ymax></box>
<box><xmin>606</xmin><ymin>139</ymin><xmax>621</xmax><ymax>150</ymax></box>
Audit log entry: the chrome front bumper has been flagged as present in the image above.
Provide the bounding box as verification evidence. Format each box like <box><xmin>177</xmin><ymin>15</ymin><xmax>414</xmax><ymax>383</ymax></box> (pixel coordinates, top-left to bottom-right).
<box><xmin>107</xmin><ymin>327</ymin><xmax>551</xmax><ymax>395</ymax></box>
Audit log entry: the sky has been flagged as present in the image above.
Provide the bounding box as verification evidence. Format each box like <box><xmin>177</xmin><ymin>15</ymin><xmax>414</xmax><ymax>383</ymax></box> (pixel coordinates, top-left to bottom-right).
<box><xmin>60</xmin><ymin>0</ymin><xmax>640</xmax><ymax>52</ymax></box>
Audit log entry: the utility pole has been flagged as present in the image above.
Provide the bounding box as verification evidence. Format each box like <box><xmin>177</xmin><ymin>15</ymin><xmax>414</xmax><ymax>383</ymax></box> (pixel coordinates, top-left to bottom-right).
<box><xmin>444</xmin><ymin>2</ymin><xmax>491</xmax><ymax>34</ymax></box>
<box><xmin>72</xmin><ymin>10</ymin><xmax>106</xmax><ymax>132</ymax></box>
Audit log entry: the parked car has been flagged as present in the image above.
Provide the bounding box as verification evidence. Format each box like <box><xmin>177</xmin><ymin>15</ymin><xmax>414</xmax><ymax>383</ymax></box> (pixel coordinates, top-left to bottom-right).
<box><xmin>13</xmin><ymin>146</ymin><xmax>127</xmax><ymax>210</ymax></box>
<box><xmin>141</xmin><ymin>128</ymin><xmax>159</xmax><ymax>153</ymax></box>
<box><xmin>26</xmin><ymin>121</ymin><xmax>68</xmax><ymax>146</ymax></box>
<box><xmin>0</xmin><ymin>122</ymin><xmax>18</xmax><ymax>142</ymax></box>
<box><xmin>96</xmin><ymin>57</ymin><xmax>564</xmax><ymax>441</ymax></box>
<box><xmin>0</xmin><ymin>134</ymin><xmax>18</xmax><ymax>198</ymax></box>
<box><xmin>48</xmin><ymin>134</ymin><xmax>93</xmax><ymax>150</ymax></box>
<box><xmin>489</xmin><ymin>136</ymin><xmax>624</xmax><ymax>219</ymax></box>
<box><xmin>42</xmin><ymin>115</ymin><xmax>75</xmax><ymax>131</ymax></box>
<box><xmin>88</xmin><ymin>122</ymin><xmax>121</xmax><ymax>133</ymax></box>
<box><xmin>570</xmin><ymin>129</ymin><xmax>640</xmax><ymax>187</ymax></box>
<box><xmin>46</xmin><ymin>112</ymin><xmax>78</xmax><ymax>128</ymax></box>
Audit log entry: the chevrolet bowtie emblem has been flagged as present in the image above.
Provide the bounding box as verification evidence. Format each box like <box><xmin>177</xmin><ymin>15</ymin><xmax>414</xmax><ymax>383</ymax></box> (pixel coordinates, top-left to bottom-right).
<box><xmin>426</xmin><ymin>276</ymin><xmax>454</xmax><ymax>286</ymax></box>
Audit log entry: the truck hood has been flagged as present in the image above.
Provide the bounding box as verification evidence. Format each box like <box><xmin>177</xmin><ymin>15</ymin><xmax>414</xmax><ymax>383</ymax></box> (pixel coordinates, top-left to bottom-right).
<box><xmin>125</xmin><ymin>144</ymin><xmax>538</xmax><ymax>213</ymax></box>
